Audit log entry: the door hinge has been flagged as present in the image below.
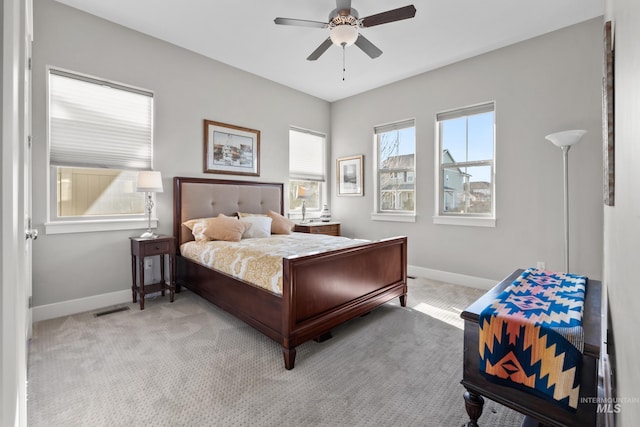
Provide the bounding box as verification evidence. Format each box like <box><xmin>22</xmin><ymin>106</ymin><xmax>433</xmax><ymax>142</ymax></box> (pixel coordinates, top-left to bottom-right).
<box><xmin>27</xmin><ymin>135</ymin><xmax>32</xmax><ymax>149</ymax></box>
<box><xmin>28</xmin><ymin>57</ymin><xmax>32</xmax><ymax>70</ymax></box>
<box><xmin>28</xmin><ymin>296</ymin><xmax>33</xmax><ymax>309</ymax></box>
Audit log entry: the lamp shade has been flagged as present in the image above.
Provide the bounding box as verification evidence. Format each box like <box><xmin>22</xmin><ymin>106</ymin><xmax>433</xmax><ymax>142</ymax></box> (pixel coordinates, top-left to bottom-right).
<box><xmin>136</xmin><ymin>171</ymin><xmax>163</xmax><ymax>193</ymax></box>
<box><xmin>544</xmin><ymin>130</ymin><xmax>587</xmax><ymax>148</ymax></box>
<box><xmin>330</xmin><ymin>25</ymin><xmax>358</xmax><ymax>47</ymax></box>
<box><xmin>296</xmin><ymin>185</ymin><xmax>311</xmax><ymax>199</ymax></box>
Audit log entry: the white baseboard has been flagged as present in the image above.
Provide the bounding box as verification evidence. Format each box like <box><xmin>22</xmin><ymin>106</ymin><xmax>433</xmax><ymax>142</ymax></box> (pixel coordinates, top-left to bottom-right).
<box><xmin>408</xmin><ymin>265</ymin><xmax>498</xmax><ymax>290</ymax></box>
<box><xmin>32</xmin><ymin>267</ymin><xmax>495</xmax><ymax>322</ymax></box>
<box><xmin>32</xmin><ymin>289</ymin><xmax>131</xmax><ymax>322</ymax></box>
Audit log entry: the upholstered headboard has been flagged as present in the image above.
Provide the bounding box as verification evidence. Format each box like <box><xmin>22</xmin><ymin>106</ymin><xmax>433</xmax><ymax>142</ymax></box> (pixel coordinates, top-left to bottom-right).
<box><xmin>173</xmin><ymin>177</ymin><xmax>284</xmax><ymax>246</ymax></box>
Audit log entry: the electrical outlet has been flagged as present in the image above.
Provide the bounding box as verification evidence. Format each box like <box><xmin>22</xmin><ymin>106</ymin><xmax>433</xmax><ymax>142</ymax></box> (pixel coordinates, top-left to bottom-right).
<box><xmin>536</xmin><ymin>261</ymin><xmax>546</xmax><ymax>270</ymax></box>
<box><xmin>144</xmin><ymin>258</ymin><xmax>153</xmax><ymax>269</ymax></box>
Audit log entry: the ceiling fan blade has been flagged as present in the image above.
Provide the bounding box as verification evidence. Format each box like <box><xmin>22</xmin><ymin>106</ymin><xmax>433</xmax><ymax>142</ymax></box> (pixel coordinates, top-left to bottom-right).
<box><xmin>360</xmin><ymin>5</ymin><xmax>417</xmax><ymax>27</ymax></box>
<box><xmin>336</xmin><ymin>0</ymin><xmax>352</xmax><ymax>14</ymax></box>
<box><xmin>274</xmin><ymin>17</ymin><xmax>328</xmax><ymax>29</ymax></box>
<box><xmin>307</xmin><ymin>38</ymin><xmax>334</xmax><ymax>61</ymax></box>
<box><xmin>355</xmin><ymin>34</ymin><xmax>382</xmax><ymax>59</ymax></box>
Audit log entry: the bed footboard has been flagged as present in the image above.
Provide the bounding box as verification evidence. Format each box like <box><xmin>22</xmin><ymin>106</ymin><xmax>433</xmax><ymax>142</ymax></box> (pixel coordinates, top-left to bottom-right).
<box><xmin>281</xmin><ymin>236</ymin><xmax>408</xmax><ymax>369</ymax></box>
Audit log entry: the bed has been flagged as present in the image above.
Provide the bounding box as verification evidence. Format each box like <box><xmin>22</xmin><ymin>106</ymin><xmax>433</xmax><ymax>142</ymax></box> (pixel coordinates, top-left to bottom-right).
<box><xmin>173</xmin><ymin>177</ymin><xmax>408</xmax><ymax>369</ymax></box>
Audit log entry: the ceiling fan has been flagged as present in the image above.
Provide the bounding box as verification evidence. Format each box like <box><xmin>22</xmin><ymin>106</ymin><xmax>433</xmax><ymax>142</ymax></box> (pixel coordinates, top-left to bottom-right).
<box><xmin>274</xmin><ymin>0</ymin><xmax>417</xmax><ymax>61</ymax></box>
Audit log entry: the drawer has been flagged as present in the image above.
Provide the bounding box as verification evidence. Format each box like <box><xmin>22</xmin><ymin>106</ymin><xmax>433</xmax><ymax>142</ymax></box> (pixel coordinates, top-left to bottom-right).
<box><xmin>294</xmin><ymin>223</ymin><xmax>341</xmax><ymax>236</ymax></box>
<box><xmin>316</xmin><ymin>225</ymin><xmax>339</xmax><ymax>236</ymax></box>
<box><xmin>142</xmin><ymin>240</ymin><xmax>171</xmax><ymax>256</ymax></box>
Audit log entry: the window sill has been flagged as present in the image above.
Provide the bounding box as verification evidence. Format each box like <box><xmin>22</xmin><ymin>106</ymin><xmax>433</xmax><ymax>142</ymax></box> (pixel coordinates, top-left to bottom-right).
<box><xmin>432</xmin><ymin>216</ymin><xmax>496</xmax><ymax>228</ymax></box>
<box><xmin>45</xmin><ymin>218</ymin><xmax>159</xmax><ymax>235</ymax></box>
<box><xmin>370</xmin><ymin>213</ymin><xmax>416</xmax><ymax>223</ymax></box>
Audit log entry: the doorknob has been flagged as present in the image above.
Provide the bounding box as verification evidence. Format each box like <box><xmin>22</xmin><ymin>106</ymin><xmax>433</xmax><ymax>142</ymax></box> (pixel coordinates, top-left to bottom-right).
<box><xmin>25</xmin><ymin>228</ymin><xmax>38</xmax><ymax>240</ymax></box>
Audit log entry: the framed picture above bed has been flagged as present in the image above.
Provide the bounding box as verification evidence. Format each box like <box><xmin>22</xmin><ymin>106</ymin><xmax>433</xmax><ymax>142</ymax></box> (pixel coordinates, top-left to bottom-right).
<box><xmin>204</xmin><ymin>120</ymin><xmax>260</xmax><ymax>176</ymax></box>
<box><xmin>336</xmin><ymin>155</ymin><xmax>364</xmax><ymax>196</ymax></box>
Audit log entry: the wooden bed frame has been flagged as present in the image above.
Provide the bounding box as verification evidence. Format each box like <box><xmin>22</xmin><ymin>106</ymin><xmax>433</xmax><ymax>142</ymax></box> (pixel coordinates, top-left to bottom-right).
<box><xmin>173</xmin><ymin>177</ymin><xmax>408</xmax><ymax>369</ymax></box>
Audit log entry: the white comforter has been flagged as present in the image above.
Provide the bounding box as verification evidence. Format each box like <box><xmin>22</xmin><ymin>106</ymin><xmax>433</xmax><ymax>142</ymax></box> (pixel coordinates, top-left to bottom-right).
<box><xmin>180</xmin><ymin>232</ymin><xmax>364</xmax><ymax>295</ymax></box>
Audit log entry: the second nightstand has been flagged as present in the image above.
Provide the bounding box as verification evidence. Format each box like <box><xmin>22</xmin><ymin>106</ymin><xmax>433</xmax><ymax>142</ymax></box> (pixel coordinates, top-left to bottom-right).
<box><xmin>294</xmin><ymin>221</ymin><xmax>341</xmax><ymax>236</ymax></box>
<box><xmin>129</xmin><ymin>235</ymin><xmax>176</xmax><ymax>310</ymax></box>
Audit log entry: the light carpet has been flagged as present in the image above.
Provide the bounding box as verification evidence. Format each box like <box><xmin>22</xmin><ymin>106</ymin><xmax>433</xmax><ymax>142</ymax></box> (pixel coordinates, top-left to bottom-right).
<box><xmin>27</xmin><ymin>277</ymin><xmax>523</xmax><ymax>426</ymax></box>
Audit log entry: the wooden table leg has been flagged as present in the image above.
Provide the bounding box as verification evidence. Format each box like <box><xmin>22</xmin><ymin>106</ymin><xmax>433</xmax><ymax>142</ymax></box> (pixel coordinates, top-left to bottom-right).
<box><xmin>463</xmin><ymin>389</ymin><xmax>484</xmax><ymax>427</ymax></box>
<box><xmin>131</xmin><ymin>255</ymin><xmax>137</xmax><ymax>303</ymax></box>
<box><xmin>168</xmin><ymin>254</ymin><xmax>175</xmax><ymax>303</ymax></box>
<box><xmin>138</xmin><ymin>257</ymin><xmax>145</xmax><ymax>310</ymax></box>
<box><xmin>160</xmin><ymin>254</ymin><xmax>166</xmax><ymax>297</ymax></box>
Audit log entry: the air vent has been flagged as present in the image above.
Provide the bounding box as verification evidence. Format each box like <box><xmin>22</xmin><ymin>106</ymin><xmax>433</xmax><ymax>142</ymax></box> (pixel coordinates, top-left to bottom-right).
<box><xmin>94</xmin><ymin>306</ymin><xmax>130</xmax><ymax>317</ymax></box>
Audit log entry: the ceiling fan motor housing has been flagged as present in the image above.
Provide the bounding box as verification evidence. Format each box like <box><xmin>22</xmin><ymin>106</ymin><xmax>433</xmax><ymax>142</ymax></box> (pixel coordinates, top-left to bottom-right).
<box><xmin>329</xmin><ymin>9</ymin><xmax>360</xmax><ymax>46</ymax></box>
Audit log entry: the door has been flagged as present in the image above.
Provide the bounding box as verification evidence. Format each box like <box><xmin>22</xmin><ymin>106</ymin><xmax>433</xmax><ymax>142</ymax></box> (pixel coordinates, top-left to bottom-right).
<box><xmin>2</xmin><ymin>0</ymin><xmax>31</xmax><ymax>424</ymax></box>
<box><xmin>23</xmin><ymin>0</ymin><xmax>34</xmax><ymax>338</ymax></box>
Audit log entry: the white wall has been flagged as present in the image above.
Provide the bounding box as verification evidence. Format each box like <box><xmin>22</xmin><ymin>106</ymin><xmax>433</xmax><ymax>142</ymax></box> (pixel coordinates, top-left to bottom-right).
<box><xmin>31</xmin><ymin>0</ymin><xmax>330</xmax><ymax>308</ymax></box>
<box><xmin>331</xmin><ymin>19</ymin><xmax>604</xmax><ymax>283</ymax></box>
<box><xmin>604</xmin><ymin>0</ymin><xmax>640</xmax><ymax>425</ymax></box>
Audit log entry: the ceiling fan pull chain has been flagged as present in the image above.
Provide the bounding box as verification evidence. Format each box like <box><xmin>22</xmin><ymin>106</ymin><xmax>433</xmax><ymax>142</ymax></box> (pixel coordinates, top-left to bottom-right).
<box><xmin>342</xmin><ymin>44</ymin><xmax>346</xmax><ymax>81</ymax></box>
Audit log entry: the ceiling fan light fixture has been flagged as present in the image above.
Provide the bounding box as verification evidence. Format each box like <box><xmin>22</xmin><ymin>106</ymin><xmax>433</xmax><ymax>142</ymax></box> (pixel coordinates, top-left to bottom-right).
<box><xmin>330</xmin><ymin>24</ymin><xmax>358</xmax><ymax>47</ymax></box>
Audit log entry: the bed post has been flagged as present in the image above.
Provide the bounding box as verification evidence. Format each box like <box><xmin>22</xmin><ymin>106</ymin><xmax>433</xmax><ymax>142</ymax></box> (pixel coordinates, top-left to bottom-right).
<box><xmin>283</xmin><ymin>347</ymin><xmax>296</xmax><ymax>370</ymax></box>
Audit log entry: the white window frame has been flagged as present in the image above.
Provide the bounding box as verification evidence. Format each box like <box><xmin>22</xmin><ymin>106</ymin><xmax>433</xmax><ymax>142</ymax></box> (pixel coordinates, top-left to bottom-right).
<box><xmin>45</xmin><ymin>67</ymin><xmax>155</xmax><ymax>234</ymax></box>
<box><xmin>433</xmin><ymin>102</ymin><xmax>496</xmax><ymax>228</ymax></box>
<box><xmin>372</xmin><ymin>119</ymin><xmax>416</xmax><ymax>223</ymax></box>
<box><xmin>288</xmin><ymin>127</ymin><xmax>327</xmax><ymax>219</ymax></box>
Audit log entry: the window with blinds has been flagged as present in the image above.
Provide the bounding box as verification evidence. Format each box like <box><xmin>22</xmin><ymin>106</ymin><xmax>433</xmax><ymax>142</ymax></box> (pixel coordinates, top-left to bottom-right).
<box><xmin>436</xmin><ymin>102</ymin><xmax>495</xmax><ymax>220</ymax></box>
<box><xmin>374</xmin><ymin>119</ymin><xmax>416</xmax><ymax>215</ymax></box>
<box><xmin>289</xmin><ymin>128</ymin><xmax>326</xmax><ymax>213</ymax></box>
<box><xmin>48</xmin><ymin>69</ymin><xmax>154</xmax><ymax>220</ymax></box>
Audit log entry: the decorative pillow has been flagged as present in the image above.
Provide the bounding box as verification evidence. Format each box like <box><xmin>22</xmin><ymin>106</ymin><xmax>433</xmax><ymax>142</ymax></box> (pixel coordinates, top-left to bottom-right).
<box><xmin>267</xmin><ymin>210</ymin><xmax>295</xmax><ymax>234</ymax></box>
<box><xmin>182</xmin><ymin>217</ymin><xmax>214</xmax><ymax>242</ymax></box>
<box><xmin>204</xmin><ymin>214</ymin><xmax>250</xmax><ymax>242</ymax></box>
<box><xmin>240</xmin><ymin>216</ymin><xmax>272</xmax><ymax>238</ymax></box>
<box><xmin>184</xmin><ymin>214</ymin><xmax>248</xmax><ymax>242</ymax></box>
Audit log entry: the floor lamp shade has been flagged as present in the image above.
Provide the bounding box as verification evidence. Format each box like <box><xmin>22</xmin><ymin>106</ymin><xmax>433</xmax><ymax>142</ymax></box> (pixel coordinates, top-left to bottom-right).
<box><xmin>544</xmin><ymin>130</ymin><xmax>587</xmax><ymax>148</ymax></box>
<box><xmin>136</xmin><ymin>171</ymin><xmax>163</xmax><ymax>238</ymax></box>
<box><xmin>544</xmin><ymin>130</ymin><xmax>586</xmax><ymax>273</ymax></box>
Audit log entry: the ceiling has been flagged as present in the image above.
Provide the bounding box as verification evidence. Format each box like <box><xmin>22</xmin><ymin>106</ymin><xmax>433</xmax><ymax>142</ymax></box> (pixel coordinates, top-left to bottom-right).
<box><xmin>53</xmin><ymin>0</ymin><xmax>604</xmax><ymax>102</ymax></box>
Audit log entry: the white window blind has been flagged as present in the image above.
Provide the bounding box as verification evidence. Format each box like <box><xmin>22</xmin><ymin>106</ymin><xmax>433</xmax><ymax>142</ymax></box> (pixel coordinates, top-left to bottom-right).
<box><xmin>436</xmin><ymin>102</ymin><xmax>494</xmax><ymax>122</ymax></box>
<box><xmin>49</xmin><ymin>69</ymin><xmax>154</xmax><ymax>170</ymax></box>
<box><xmin>289</xmin><ymin>128</ymin><xmax>326</xmax><ymax>181</ymax></box>
<box><xmin>373</xmin><ymin>119</ymin><xmax>415</xmax><ymax>135</ymax></box>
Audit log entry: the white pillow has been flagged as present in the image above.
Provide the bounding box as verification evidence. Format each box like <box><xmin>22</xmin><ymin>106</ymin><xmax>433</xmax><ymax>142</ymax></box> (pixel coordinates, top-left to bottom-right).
<box><xmin>241</xmin><ymin>216</ymin><xmax>272</xmax><ymax>238</ymax></box>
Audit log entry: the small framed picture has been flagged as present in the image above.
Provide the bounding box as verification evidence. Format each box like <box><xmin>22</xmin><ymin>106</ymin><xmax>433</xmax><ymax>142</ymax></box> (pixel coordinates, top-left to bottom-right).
<box><xmin>204</xmin><ymin>120</ymin><xmax>260</xmax><ymax>176</ymax></box>
<box><xmin>337</xmin><ymin>155</ymin><xmax>363</xmax><ymax>196</ymax></box>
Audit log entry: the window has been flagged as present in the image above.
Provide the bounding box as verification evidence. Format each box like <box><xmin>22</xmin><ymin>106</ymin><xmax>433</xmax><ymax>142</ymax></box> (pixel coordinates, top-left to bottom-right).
<box><xmin>435</xmin><ymin>102</ymin><xmax>495</xmax><ymax>226</ymax></box>
<box><xmin>46</xmin><ymin>68</ymin><xmax>154</xmax><ymax>233</ymax></box>
<box><xmin>288</xmin><ymin>128</ymin><xmax>326</xmax><ymax>216</ymax></box>
<box><xmin>373</xmin><ymin>119</ymin><xmax>416</xmax><ymax>221</ymax></box>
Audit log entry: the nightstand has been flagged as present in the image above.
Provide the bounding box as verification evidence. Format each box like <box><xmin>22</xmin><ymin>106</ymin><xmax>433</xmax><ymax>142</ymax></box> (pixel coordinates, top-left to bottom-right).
<box><xmin>294</xmin><ymin>221</ymin><xmax>341</xmax><ymax>236</ymax></box>
<box><xmin>129</xmin><ymin>235</ymin><xmax>176</xmax><ymax>310</ymax></box>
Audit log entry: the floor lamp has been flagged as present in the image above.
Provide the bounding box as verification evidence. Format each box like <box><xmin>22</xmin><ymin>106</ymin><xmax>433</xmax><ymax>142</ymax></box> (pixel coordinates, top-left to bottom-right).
<box><xmin>136</xmin><ymin>171</ymin><xmax>164</xmax><ymax>238</ymax></box>
<box><xmin>544</xmin><ymin>129</ymin><xmax>586</xmax><ymax>273</ymax></box>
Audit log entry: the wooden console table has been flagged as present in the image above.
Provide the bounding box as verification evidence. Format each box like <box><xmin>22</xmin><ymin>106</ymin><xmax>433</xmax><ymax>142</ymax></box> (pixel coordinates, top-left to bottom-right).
<box><xmin>460</xmin><ymin>269</ymin><xmax>602</xmax><ymax>427</ymax></box>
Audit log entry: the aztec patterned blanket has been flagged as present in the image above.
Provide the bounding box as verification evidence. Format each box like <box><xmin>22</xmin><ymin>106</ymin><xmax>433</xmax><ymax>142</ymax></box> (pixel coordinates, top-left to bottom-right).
<box><xmin>479</xmin><ymin>268</ymin><xmax>587</xmax><ymax>410</ymax></box>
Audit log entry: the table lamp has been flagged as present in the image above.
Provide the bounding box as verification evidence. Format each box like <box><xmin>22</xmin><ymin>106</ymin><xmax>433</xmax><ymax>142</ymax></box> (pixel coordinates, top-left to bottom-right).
<box><xmin>136</xmin><ymin>171</ymin><xmax>163</xmax><ymax>238</ymax></box>
<box><xmin>296</xmin><ymin>185</ymin><xmax>311</xmax><ymax>223</ymax></box>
